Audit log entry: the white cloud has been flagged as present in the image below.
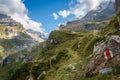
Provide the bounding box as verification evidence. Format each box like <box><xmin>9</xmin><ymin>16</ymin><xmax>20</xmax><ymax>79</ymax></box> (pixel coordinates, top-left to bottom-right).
<box><xmin>52</xmin><ymin>13</ymin><xmax>59</xmax><ymax>20</ymax></box>
<box><xmin>52</xmin><ymin>10</ymin><xmax>70</xmax><ymax>19</ymax></box>
<box><xmin>58</xmin><ymin>10</ymin><xmax>71</xmax><ymax>18</ymax></box>
<box><xmin>0</xmin><ymin>0</ymin><xmax>46</xmax><ymax>35</ymax></box>
<box><xmin>53</xmin><ymin>0</ymin><xmax>111</xmax><ymax>19</ymax></box>
<box><xmin>69</xmin><ymin>0</ymin><xmax>113</xmax><ymax>18</ymax></box>
<box><xmin>69</xmin><ymin>0</ymin><xmax>100</xmax><ymax>18</ymax></box>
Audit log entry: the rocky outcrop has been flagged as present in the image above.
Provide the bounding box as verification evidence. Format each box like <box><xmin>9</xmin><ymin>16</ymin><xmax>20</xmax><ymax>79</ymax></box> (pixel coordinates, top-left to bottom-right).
<box><xmin>84</xmin><ymin>35</ymin><xmax>120</xmax><ymax>76</ymax></box>
<box><xmin>115</xmin><ymin>0</ymin><xmax>120</xmax><ymax>14</ymax></box>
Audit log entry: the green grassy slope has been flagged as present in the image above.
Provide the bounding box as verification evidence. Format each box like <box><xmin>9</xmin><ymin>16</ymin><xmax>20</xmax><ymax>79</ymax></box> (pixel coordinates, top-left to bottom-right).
<box><xmin>0</xmin><ymin>15</ymin><xmax>120</xmax><ymax>80</ymax></box>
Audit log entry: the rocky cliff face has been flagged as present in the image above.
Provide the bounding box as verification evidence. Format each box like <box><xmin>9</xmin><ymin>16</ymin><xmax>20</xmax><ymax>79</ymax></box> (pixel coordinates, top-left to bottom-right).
<box><xmin>0</xmin><ymin>13</ymin><xmax>44</xmax><ymax>42</ymax></box>
<box><xmin>115</xmin><ymin>0</ymin><xmax>120</xmax><ymax>14</ymax></box>
<box><xmin>0</xmin><ymin>14</ymin><xmax>45</xmax><ymax>66</ymax></box>
<box><xmin>0</xmin><ymin>13</ymin><xmax>24</xmax><ymax>39</ymax></box>
<box><xmin>59</xmin><ymin>1</ymin><xmax>115</xmax><ymax>31</ymax></box>
<box><xmin>0</xmin><ymin>13</ymin><xmax>22</xmax><ymax>26</ymax></box>
<box><xmin>81</xmin><ymin>1</ymin><xmax>115</xmax><ymax>22</ymax></box>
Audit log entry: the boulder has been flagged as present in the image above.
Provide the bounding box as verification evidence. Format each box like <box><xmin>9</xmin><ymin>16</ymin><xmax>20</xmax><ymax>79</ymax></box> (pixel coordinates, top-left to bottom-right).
<box><xmin>84</xmin><ymin>35</ymin><xmax>120</xmax><ymax>77</ymax></box>
<box><xmin>99</xmin><ymin>68</ymin><xmax>112</xmax><ymax>74</ymax></box>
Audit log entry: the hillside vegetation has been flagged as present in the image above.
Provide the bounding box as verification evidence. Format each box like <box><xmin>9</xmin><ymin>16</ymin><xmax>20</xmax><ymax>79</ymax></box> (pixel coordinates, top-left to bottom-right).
<box><xmin>0</xmin><ymin>14</ymin><xmax>119</xmax><ymax>80</ymax></box>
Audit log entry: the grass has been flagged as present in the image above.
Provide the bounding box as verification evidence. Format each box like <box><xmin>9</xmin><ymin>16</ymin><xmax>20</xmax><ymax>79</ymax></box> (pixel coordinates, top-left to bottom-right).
<box><xmin>0</xmin><ymin>30</ymin><xmax>104</xmax><ymax>80</ymax></box>
<box><xmin>0</xmin><ymin>14</ymin><xmax>120</xmax><ymax>80</ymax></box>
<box><xmin>0</xmin><ymin>28</ymin><xmax>119</xmax><ymax>80</ymax></box>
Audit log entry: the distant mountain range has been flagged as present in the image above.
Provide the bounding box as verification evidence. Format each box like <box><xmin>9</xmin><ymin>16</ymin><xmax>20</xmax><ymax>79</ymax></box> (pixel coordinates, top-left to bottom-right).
<box><xmin>81</xmin><ymin>1</ymin><xmax>115</xmax><ymax>22</ymax></box>
<box><xmin>59</xmin><ymin>1</ymin><xmax>115</xmax><ymax>31</ymax></box>
<box><xmin>0</xmin><ymin>13</ymin><xmax>44</xmax><ymax>42</ymax></box>
<box><xmin>0</xmin><ymin>14</ymin><xmax>22</xmax><ymax>26</ymax></box>
<box><xmin>0</xmin><ymin>13</ymin><xmax>45</xmax><ymax>64</ymax></box>
<box><xmin>25</xmin><ymin>29</ymin><xmax>45</xmax><ymax>43</ymax></box>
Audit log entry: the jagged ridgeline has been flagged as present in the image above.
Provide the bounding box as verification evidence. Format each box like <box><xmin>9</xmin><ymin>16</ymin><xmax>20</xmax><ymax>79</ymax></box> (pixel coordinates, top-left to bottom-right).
<box><xmin>0</xmin><ymin>13</ymin><xmax>25</xmax><ymax>39</ymax></box>
<box><xmin>0</xmin><ymin>14</ymin><xmax>22</xmax><ymax>26</ymax></box>
<box><xmin>59</xmin><ymin>1</ymin><xmax>115</xmax><ymax>31</ymax></box>
<box><xmin>0</xmin><ymin>0</ymin><xmax>120</xmax><ymax>80</ymax></box>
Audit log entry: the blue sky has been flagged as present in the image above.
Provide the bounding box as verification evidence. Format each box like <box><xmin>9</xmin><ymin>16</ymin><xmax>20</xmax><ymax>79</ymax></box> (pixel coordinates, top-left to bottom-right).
<box><xmin>24</xmin><ymin>0</ymin><xmax>73</xmax><ymax>34</ymax></box>
<box><xmin>22</xmin><ymin>0</ymin><xmax>111</xmax><ymax>35</ymax></box>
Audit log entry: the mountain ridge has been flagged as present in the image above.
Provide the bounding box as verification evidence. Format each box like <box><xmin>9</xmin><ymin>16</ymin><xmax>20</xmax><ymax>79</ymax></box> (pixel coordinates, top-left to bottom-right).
<box><xmin>59</xmin><ymin>1</ymin><xmax>115</xmax><ymax>31</ymax></box>
<box><xmin>0</xmin><ymin>13</ymin><xmax>45</xmax><ymax>66</ymax></box>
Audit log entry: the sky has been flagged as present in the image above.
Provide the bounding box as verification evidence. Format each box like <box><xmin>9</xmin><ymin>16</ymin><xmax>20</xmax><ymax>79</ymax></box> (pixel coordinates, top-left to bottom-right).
<box><xmin>23</xmin><ymin>0</ymin><xmax>74</xmax><ymax>35</ymax></box>
<box><xmin>0</xmin><ymin>0</ymin><xmax>112</xmax><ymax>36</ymax></box>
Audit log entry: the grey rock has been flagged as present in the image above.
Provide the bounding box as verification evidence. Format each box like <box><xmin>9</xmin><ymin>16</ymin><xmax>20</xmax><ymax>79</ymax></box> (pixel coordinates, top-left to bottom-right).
<box><xmin>99</xmin><ymin>68</ymin><xmax>112</xmax><ymax>74</ymax></box>
<box><xmin>84</xmin><ymin>36</ymin><xmax>120</xmax><ymax>77</ymax></box>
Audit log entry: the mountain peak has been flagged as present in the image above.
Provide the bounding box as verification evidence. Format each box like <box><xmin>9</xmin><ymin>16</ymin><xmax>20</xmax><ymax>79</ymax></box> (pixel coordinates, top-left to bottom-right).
<box><xmin>96</xmin><ymin>1</ymin><xmax>110</xmax><ymax>12</ymax></box>
<box><xmin>0</xmin><ymin>13</ymin><xmax>23</xmax><ymax>27</ymax></box>
<box><xmin>0</xmin><ymin>13</ymin><xmax>10</xmax><ymax>18</ymax></box>
<box><xmin>81</xmin><ymin>1</ymin><xmax>115</xmax><ymax>22</ymax></box>
<box><xmin>59</xmin><ymin>1</ymin><xmax>115</xmax><ymax>31</ymax></box>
